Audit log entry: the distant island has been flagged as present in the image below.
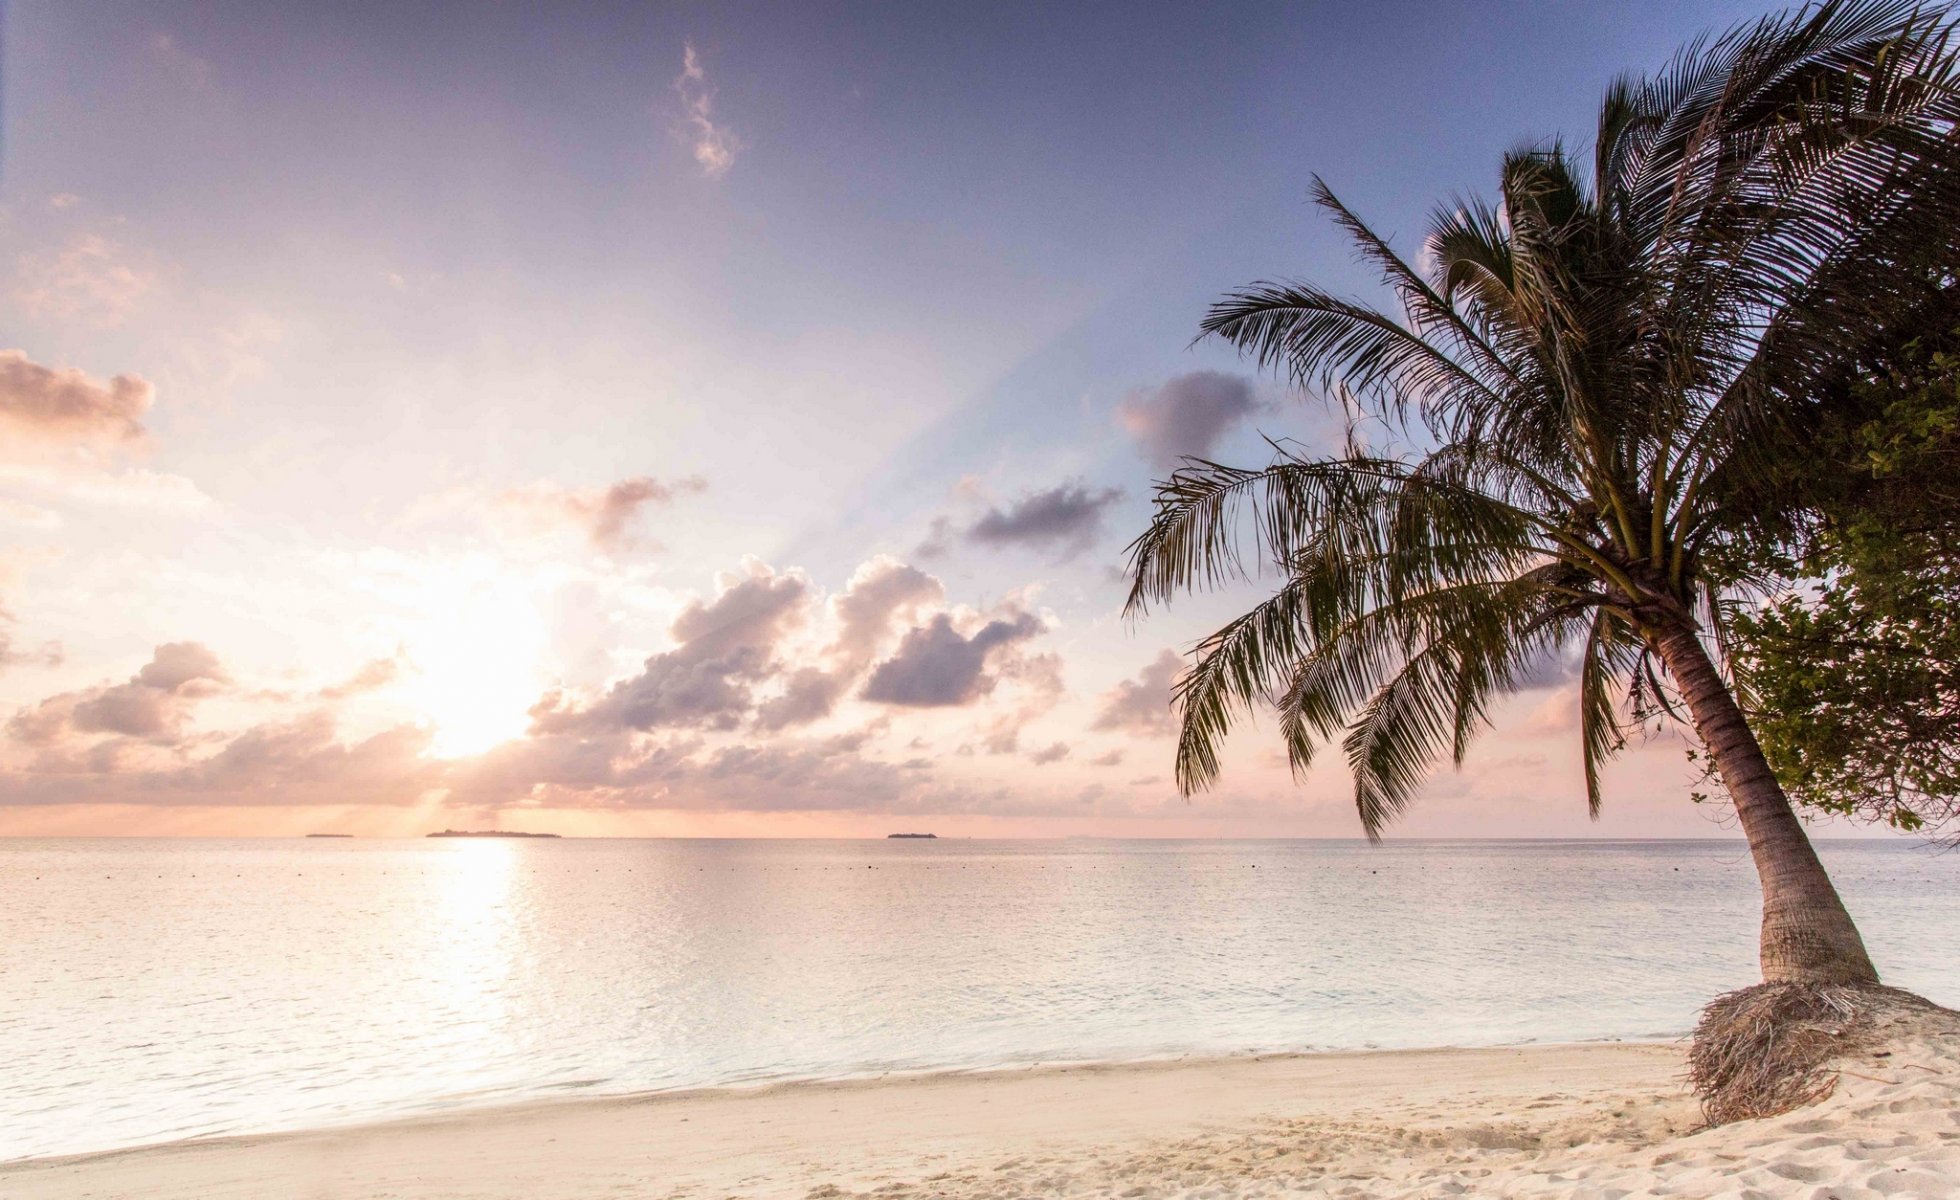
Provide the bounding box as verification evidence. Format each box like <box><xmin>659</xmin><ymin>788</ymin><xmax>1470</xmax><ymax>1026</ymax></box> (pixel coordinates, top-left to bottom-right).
<box><xmin>305</xmin><ymin>833</ymin><xmax>353</xmax><ymax>838</ymax></box>
<box><xmin>426</xmin><ymin>830</ymin><xmax>561</xmax><ymax>839</ymax></box>
<box><xmin>887</xmin><ymin>832</ymin><xmax>937</xmax><ymax>839</ymax></box>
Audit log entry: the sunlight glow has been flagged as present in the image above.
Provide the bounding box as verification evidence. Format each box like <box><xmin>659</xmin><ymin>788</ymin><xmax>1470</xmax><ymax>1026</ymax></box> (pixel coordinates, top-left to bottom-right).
<box><xmin>388</xmin><ymin>560</ymin><xmax>551</xmax><ymax>759</ymax></box>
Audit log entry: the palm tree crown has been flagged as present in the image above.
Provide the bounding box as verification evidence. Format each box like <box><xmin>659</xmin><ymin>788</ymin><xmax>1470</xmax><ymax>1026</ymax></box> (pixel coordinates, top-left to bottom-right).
<box><xmin>1126</xmin><ymin>0</ymin><xmax>1960</xmax><ymax>984</ymax></box>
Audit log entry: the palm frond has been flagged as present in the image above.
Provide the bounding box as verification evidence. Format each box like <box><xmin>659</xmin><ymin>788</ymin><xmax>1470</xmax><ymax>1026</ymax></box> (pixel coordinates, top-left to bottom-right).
<box><xmin>1130</xmin><ymin>0</ymin><xmax>1960</xmax><ymax>841</ymax></box>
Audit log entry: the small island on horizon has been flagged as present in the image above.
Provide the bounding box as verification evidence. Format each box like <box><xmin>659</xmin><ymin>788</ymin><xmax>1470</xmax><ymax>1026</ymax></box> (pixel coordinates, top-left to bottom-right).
<box><xmin>887</xmin><ymin>832</ymin><xmax>937</xmax><ymax>839</ymax></box>
<box><xmin>304</xmin><ymin>833</ymin><xmax>353</xmax><ymax>838</ymax></box>
<box><xmin>426</xmin><ymin>830</ymin><xmax>562</xmax><ymax>839</ymax></box>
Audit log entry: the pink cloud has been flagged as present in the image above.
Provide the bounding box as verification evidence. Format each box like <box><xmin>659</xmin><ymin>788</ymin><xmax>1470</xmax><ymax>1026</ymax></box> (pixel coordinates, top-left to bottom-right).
<box><xmin>496</xmin><ymin>475</ymin><xmax>707</xmax><ymax>550</ymax></box>
<box><xmin>0</xmin><ymin>350</ymin><xmax>152</xmax><ymax>454</ymax></box>
<box><xmin>1092</xmin><ymin>649</ymin><xmax>1184</xmax><ymax>737</ymax></box>
<box><xmin>673</xmin><ymin>41</ymin><xmax>742</xmax><ymax>178</ymax></box>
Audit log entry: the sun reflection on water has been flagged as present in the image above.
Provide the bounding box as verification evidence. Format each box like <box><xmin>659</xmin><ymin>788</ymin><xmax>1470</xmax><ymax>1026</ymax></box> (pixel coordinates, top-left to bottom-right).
<box><xmin>416</xmin><ymin>841</ymin><xmax>524</xmax><ymax>1067</ymax></box>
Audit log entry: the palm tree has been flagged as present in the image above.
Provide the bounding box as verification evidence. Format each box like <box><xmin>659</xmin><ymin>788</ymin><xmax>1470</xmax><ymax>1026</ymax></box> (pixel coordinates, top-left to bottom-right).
<box><xmin>1126</xmin><ymin>0</ymin><xmax>1960</xmax><ymax>986</ymax></box>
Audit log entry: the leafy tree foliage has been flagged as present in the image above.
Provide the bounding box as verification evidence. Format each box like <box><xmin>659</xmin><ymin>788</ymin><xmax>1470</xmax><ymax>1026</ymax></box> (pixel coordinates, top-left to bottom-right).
<box><xmin>1732</xmin><ymin>325</ymin><xmax>1960</xmax><ymax>835</ymax></box>
<box><xmin>1126</xmin><ymin>0</ymin><xmax>1960</xmax><ymax>983</ymax></box>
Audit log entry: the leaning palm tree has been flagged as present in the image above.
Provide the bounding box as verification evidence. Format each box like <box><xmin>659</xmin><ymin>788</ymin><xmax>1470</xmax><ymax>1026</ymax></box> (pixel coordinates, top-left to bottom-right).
<box><xmin>1127</xmin><ymin>0</ymin><xmax>1960</xmax><ymax>987</ymax></box>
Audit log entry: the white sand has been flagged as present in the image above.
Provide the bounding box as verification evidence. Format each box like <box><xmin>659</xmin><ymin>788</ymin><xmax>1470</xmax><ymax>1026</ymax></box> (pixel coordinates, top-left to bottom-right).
<box><xmin>5</xmin><ymin>1024</ymin><xmax>1956</xmax><ymax>1200</ymax></box>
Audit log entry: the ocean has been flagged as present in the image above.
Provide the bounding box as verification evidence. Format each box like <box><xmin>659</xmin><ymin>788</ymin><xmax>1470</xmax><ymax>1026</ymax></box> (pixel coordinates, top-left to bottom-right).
<box><xmin>4</xmin><ymin>836</ymin><xmax>1957</xmax><ymax>1162</ymax></box>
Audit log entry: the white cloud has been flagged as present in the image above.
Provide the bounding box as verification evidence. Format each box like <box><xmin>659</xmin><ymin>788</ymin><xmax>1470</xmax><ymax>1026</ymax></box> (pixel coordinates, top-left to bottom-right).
<box><xmin>0</xmin><ymin>465</ymin><xmax>214</xmax><ymax>513</ymax></box>
<box><xmin>0</xmin><ymin>498</ymin><xmax>63</xmax><ymax>530</ymax></box>
<box><xmin>673</xmin><ymin>41</ymin><xmax>743</xmax><ymax>178</ymax></box>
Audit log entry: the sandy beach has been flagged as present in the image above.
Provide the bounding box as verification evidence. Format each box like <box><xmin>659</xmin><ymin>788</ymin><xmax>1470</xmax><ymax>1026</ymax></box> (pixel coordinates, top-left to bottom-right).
<box><xmin>7</xmin><ymin>1022</ymin><xmax>1956</xmax><ymax>1200</ymax></box>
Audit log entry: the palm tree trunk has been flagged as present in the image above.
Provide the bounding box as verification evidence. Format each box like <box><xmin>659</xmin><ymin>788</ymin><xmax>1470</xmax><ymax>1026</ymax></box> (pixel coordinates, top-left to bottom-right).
<box><xmin>1652</xmin><ymin>621</ymin><xmax>1878</xmax><ymax>985</ymax></box>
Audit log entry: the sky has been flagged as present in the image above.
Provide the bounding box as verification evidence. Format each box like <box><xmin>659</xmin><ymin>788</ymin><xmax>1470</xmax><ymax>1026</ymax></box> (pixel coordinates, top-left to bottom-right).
<box><xmin>0</xmin><ymin>0</ymin><xmax>1855</xmax><ymax>839</ymax></box>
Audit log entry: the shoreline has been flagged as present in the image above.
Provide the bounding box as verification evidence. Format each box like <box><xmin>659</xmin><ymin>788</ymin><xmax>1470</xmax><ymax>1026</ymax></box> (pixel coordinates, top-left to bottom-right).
<box><xmin>8</xmin><ymin>1027</ymin><xmax>1956</xmax><ymax>1199</ymax></box>
<box><xmin>6</xmin><ymin>1035</ymin><xmax>1686</xmax><ymax>1170</ymax></box>
<box><xmin>2</xmin><ymin>1040</ymin><xmax>1692</xmax><ymax>1198</ymax></box>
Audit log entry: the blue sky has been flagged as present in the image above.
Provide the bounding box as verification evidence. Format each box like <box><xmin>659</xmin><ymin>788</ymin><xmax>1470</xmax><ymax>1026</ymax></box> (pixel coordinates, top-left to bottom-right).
<box><xmin>0</xmin><ymin>0</ymin><xmax>1820</xmax><ymax>837</ymax></box>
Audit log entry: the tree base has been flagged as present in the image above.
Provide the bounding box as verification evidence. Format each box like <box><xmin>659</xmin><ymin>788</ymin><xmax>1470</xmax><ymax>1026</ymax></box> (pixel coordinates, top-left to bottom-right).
<box><xmin>1689</xmin><ymin>982</ymin><xmax>1956</xmax><ymax>1125</ymax></box>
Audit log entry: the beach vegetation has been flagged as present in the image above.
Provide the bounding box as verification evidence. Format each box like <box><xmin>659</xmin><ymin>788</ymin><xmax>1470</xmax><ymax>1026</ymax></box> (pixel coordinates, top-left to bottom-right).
<box><xmin>1726</xmin><ymin>313</ymin><xmax>1960</xmax><ymax>837</ymax></box>
<box><xmin>1125</xmin><ymin>0</ymin><xmax>1960</xmax><ymax>989</ymax></box>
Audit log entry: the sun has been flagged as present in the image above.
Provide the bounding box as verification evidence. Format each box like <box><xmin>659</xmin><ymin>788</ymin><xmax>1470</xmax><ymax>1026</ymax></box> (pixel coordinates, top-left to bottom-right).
<box><xmin>388</xmin><ymin>561</ymin><xmax>550</xmax><ymax>759</ymax></box>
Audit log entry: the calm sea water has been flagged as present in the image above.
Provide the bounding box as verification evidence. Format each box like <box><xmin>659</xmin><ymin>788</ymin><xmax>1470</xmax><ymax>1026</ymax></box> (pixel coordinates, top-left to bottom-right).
<box><xmin>4</xmin><ymin>837</ymin><xmax>1957</xmax><ymax>1161</ymax></box>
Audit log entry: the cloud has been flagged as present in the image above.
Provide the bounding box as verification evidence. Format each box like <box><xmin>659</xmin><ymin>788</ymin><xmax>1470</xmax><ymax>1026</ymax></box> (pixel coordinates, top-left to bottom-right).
<box><xmin>1090</xmin><ymin>749</ymin><xmax>1125</xmax><ymax>767</ymax></box>
<box><xmin>540</xmin><ymin>562</ymin><xmax>809</xmax><ymax>733</ymax></box>
<box><xmin>831</xmin><ymin>558</ymin><xmax>942</xmax><ymax>665</ymax></box>
<box><xmin>0</xmin><ymin>556</ymin><xmax>1138</xmax><ymax>821</ymax></box>
<box><xmin>534</xmin><ymin>556</ymin><xmax>957</xmax><ymax>738</ymax></box>
<box><xmin>0</xmin><ymin>607</ymin><xmax>62</xmax><ymax>673</ymax></box>
<box><xmin>0</xmin><ymin>498</ymin><xmax>62</xmax><ymax>530</ymax></box>
<box><xmin>914</xmin><ymin>516</ymin><xmax>954</xmax><ymax>560</ymax></box>
<box><xmin>178</xmin><ymin>715</ymin><xmax>435</xmax><ymax>803</ymax></box>
<box><xmin>1028</xmin><ymin>741</ymin><xmax>1070</xmax><ymax>765</ymax></box>
<box><xmin>971</xmin><ymin>647</ymin><xmax>1067</xmax><ymax>753</ymax></box>
<box><xmin>14</xmin><ymin>235</ymin><xmax>160</xmax><ymax>326</ymax></box>
<box><xmin>10</xmin><ymin>641</ymin><xmax>227</xmax><ymax>746</ymax></box>
<box><xmin>0</xmin><ymin>465</ymin><xmax>212</xmax><ymax>512</ymax></box>
<box><xmin>498</xmin><ymin>475</ymin><xmax>707</xmax><ymax>550</ymax></box>
<box><xmin>861</xmin><ymin>608</ymin><xmax>1044</xmax><ymax>707</ymax></box>
<box><xmin>752</xmin><ymin>557</ymin><xmax>942</xmax><ymax>731</ymax></box>
<box><xmin>1092</xmin><ymin>649</ymin><xmax>1185</xmax><ymax>737</ymax></box>
<box><xmin>166</xmin><ymin>309</ymin><xmax>288</xmax><ymax>398</ymax></box>
<box><xmin>70</xmin><ymin>688</ymin><xmax>182</xmax><ymax>739</ymax></box>
<box><xmin>316</xmin><ymin>654</ymin><xmax>404</xmax><ymax>700</ymax></box>
<box><xmin>440</xmin><ymin>728</ymin><xmax>645</xmax><ymax>808</ymax></box>
<box><xmin>686</xmin><ymin>739</ymin><xmax>914</xmax><ymax>810</ymax></box>
<box><xmin>944</xmin><ymin>644</ymin><xmax>1065</xmax><ymax>758</ymax></box>
<box><xmin>1117</xmin><ymin>371</ymin><xmax>1261</xmax><ymax>467</ymax></box>
<box><xmin>4</xmin><ymin>710</ymin><xmax>443</xmax><ymax>809</ymax></box>
<box><xmin>443</xmin><ymin>726</ymin><xmax>937</xmax><ymax>815</ymax></box>
<box><xmin>1514</xmin><ymin>645</ymin><xmax>1584</xmax><ymax>691</ymax></box>
<box><xmin>1</xmin><ymin>690</ymin><xmax>958</xmax><ymax>815</ymax></box>
<box><xmin>1520</xmin><ymin>685</ymin><xmax>1583</xmax><ymax>736</ymax></box>
<box><xmin>753</xmin><ymin>667</ymin><xmax>843</xmax><ymax>732</ymax></box>
<box><xmin>134</xmin><ymin>642</ymin><xmax>227</xmax><ymax>692</ymax></box>
<box><xmin>673</xmin><ymin>41</ymin><xmax>742</xmax><ymax>178</ymax></box>
<box><xmin>0</xmin><ymin>350</ymin><xmax>152</xmax><ymax>453</ymax></box>
<box><xmin>978</xmin><ymin>721</ymin><xmax>1019</xmax><ymax>755</ymax></box>
<box><xmin>965</xmin><ymin>482</ymin><xmax>1121</xmax><ymax>559</ymax></box>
